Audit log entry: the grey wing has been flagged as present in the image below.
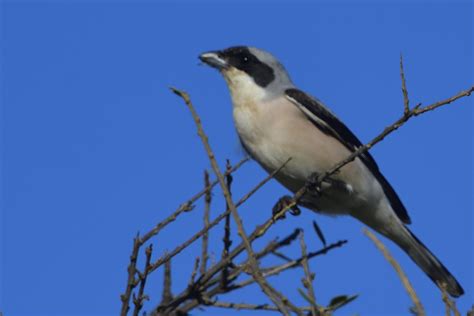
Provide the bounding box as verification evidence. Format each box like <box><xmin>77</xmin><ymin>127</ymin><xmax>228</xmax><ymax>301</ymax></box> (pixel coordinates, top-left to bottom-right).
<box><xmin>285</xmin><ymin>88</ymin><xmax>411</xmax><ymax>224</ymax></box>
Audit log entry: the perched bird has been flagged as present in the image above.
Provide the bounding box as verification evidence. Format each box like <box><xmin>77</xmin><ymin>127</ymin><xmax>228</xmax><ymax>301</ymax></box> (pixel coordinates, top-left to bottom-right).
<box><xmin>199</xmin><ymin>46</ymin><xmax>463</xmax><ymax>297</ymax></box>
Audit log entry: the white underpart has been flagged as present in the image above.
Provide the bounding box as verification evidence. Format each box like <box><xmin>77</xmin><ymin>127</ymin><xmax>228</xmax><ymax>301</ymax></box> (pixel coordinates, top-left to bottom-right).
<box><xmin>222</xmin><ymin>67</ymin><xmax>386</xmax><ymax>218</ymax></box>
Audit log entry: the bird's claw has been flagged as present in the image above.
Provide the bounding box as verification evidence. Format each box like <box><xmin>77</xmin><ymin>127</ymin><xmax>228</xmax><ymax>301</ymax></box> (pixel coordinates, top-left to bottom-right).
<box><xmin>272</xmin><ymin>195</ymin><xmax>301</xmax><ymax>220</ymax></box>
<box><xmin>306</xmin><ymin>172</ymin><xmax>322</xmax><ymax>195</ymax></box>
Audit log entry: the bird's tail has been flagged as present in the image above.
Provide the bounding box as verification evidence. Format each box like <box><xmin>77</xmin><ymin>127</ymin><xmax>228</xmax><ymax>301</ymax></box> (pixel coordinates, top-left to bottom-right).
<box><xmin>389</xmin><ymin>224</ymin><xmax>464</xmax><ymax>297</ymax></box>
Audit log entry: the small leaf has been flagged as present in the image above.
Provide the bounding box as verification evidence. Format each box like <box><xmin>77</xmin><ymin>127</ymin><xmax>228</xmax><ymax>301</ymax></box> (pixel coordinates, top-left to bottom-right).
<box><xmin>327</xmin><ymin>294</ymin><xmax>358</xmax><ymax>311</ymax></box>
<box><xmin>312</xmin><ymin>220</ymin><xmax>326</xmax><ymax>247</ymax></box>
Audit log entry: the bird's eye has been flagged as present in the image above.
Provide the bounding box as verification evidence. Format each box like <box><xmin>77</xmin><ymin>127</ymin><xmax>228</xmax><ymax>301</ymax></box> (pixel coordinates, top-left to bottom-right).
<box><xmin>242</xmin><ymin>56</ymin><xmax>249</xmax><ymax>63</ymax></box>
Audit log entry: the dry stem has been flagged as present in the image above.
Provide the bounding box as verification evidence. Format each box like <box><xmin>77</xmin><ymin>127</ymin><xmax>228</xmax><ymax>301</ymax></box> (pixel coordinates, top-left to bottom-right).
<box><xmin>364</xmin><ymin>228</ymin><xmax>425</xmax><ymax>315</ymax></box>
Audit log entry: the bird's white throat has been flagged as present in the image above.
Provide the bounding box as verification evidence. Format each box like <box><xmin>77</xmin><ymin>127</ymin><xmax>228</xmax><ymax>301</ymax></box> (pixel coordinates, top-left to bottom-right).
<box><xmin>223</xmin><ymin>68</ymin><xmax>268</xmax><ymax>109</ymax></box>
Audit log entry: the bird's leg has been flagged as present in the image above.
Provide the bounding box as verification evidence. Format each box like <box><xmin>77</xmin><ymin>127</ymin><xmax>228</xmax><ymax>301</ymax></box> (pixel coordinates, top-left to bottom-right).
<box><xmin>270</xmin><ymin>173</ymin><xmax>321</xmax><ymax>220</ymax></box>
<box><xmin>306</xmin><ymin>172</ymin><xmax>323</xmax><ymax>195</ymax></box>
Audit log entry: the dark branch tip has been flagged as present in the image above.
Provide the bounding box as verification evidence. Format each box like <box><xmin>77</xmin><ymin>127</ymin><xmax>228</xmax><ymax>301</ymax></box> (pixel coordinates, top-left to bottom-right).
<box><xmin>169</xmin><ymin>86</ymin><xmax>190</xmax><ymax>100</ymax></box>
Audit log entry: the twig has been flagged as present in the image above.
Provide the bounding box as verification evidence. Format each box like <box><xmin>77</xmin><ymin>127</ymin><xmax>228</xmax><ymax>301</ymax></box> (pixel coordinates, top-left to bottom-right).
<box><xmin>171</xmin><ymin>235</ymin><xmax>296</xmax><ymax>313</ymax></box>
<box><xmin>440</xmin><ymin>283</ymin><xmax>451</xmax><ymax>316</ymax></box>
<box><xmin>299</xmin><ymin>230</ymin><xmax>319</xmax><ymax>316</ymax></box>
<box><xmin>187</xmin><ymin>257</ymin><xmax>201</xmax><ymax>289</ymax></box>
<box><xmin>120</xmin><ymin>233</ymin><xmax>140</xmax><ymax>316</ymax></box>
<box><xmin>207</xmin><ymin>300</ymin><xmax>313</xmax><ymax>312</ymax></box>
<box><xmin>256</xmin><ymin>229</ymin><xmax>301</xmax><ymax>260</ymax></box>
<box><xmin>201</xmin><ymin>170</ymin><xmax>211</xmax><ymax>275</ymax></box>
<box><xmin>189</xmin><ymin>175</ymin><xmax>302</xmax><ymax>291</ymax></box>
<box><xmin>132</xmin><ymin>244</ymin><xmax>153</xmax><ymax>316</ymax></box>
<box><xmin>363</xmin><ymin>228</ymin><xmax>425</xmax><ymax>315</ymax></box>
<box><xmin>223</xmin><ymin>240</ymin><xmax>347</xmax><ymax>295</ymax></box>
<box><xmin>161</xmin><ymin>259</ymin><xmax>173</xmax><ymax>305</ymax></box>
<box><xmin>400</xmin><ymin>54</ymin><xmax>410</xmax><ymax>115</ymax></box>
<box><xmin>271</xmin><ymin>250</ymin><xmax>293</xmax><ymax>262</ymax></box>
<box><xmin>139</xmin><ymin>157</ymin><xmax>248</xmax><ymax>247</ymax></box>
<box><xmin>439</xmin><ymin>282</ymin><xmax>460</xmax><ymax>316</ymax></box>
<box><xmin>412</xmin><ymin>86</ymin><xmax>473</xmax><ymax>116</ymax></box>
<box><xmin>199</xmin><ymin>229</ymin><xmax>301</xmax><ymax>294</ymax></box>
<box><xmin>221</xmin><ymin>160</ymin><xmax>234</xmax><ymax>288</ymax></box>
<box><xmin>147</xmin><ymin>158</ymin><xmax>291</xmax><ymax>276</ymax></box>
<box><xmin>175</xmin><ymin>239</ymin><xmax>347</xmax><ymax>314</ymax></box>
<box><xmin>171</xmin><ymin>87</ymin><xmax>301</xmax><ymax>315</ymax></box>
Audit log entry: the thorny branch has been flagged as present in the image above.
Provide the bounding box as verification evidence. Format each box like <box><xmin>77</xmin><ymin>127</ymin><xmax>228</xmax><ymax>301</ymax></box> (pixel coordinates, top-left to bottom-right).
<box><xmin>120</xmin><ymin>57</ymin><xmax>472</xmax><ymax>315</ymax></box>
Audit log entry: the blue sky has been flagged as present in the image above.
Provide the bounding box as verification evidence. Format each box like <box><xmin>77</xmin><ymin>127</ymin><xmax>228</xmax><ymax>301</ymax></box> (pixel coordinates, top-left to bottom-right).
<box><xmin>1</xmin><ymin>1</ymin><xmax>472</xmax><ymax>315</ymax></box>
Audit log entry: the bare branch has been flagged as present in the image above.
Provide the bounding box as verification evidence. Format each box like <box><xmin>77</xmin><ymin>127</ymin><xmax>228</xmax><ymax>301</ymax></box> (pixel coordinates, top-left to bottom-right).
<box><xmin>364</xmin><ymin>228</ymin><xmax>425</xmax><ymax>315</ymax></box>
<box><xmin>132</xmin><ymin>244</ymin><xmax>153</xmax><ymax>316</ymax></box>
<box><xmin>208</xmin><ymin>300</ymin><xmax>313</xmax><ymax>312</ymax></box>
<box><xmin>256</xmin><ymin>229</ymin><xmax>301</xmax><ymax>260</ymax></box>
<box><xmin>201</xmin><ymin>170</ymin><xmax>211</xmax><ymax>275</ymax></box>
<box><xmin>187</xmin><ymin>257</ymin><xmax>201</xmax><ymax>289</ymax></box>
<box><xmin>161</xmin><ymin>259</ymin><xmax>173</xmax><ymax>305</ymax></box>
<box><xmin>439</xmin><ymin>282</ymin><xmax>461</xmax><ymax>316</ymax></box>
<box><xmin>233</xmin><ymin>239</ymin><xmax>347</xmax><ymax>292</ymax></box>
<box><xmin>196</xmin><ymin>229</ymin><xmax>302</xmax><ymax>296</ymax></box>
<box><xmin>413</xmin><ymin>86</ymin><xmax>473</xmax><ymax>116</ymax></box>
<box><xmin>400</xmin><ymin>54</ymin><xmax>410</xmax><ymax>115</ymax></box>
<box><xmin>147</xmin><ymin>157</ymin><xmax>291</xmax><ymax>280</ymax></box>
<box><xmin>120</xmin><ymin>233</ymin><xmax>140</xmax><ymax>316</ymax></box>
<box><xmin>139</xmin><ymin>157</ymin><xmax>249</xmax><ymax>247</ymax></box>
<box><xmin>175</xmin><ymin>239</ymin><xmax>347</xmax><ymax>314</ymax></box>
<box><xmin>221</xmin><ymin>160</ymin><xmax>234</xmax><ymax>289</ymax></box>
<box><xmin>271</xmin><ymin>250</ymin><xmax>293</xmax><ymax>262</ymax></box>
<box><xmin>299</xmin><ymin>230</ymin><xmax>319</xmax><ymax>316</ymax></box>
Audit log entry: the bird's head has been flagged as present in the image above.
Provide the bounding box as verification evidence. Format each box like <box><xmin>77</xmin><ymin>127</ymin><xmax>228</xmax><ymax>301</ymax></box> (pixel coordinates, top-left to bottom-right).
<box><xmin>199</xmin><ymin>46</ymin><xmax>294</xmax><ymax>98</ymax></box>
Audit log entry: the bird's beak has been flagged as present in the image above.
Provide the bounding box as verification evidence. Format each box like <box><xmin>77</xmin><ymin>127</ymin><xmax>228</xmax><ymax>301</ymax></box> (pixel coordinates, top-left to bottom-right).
<box><xmin>199</xmin><ymin>51</ymin><xmax>228</xmax><ymax>70</ymax></box>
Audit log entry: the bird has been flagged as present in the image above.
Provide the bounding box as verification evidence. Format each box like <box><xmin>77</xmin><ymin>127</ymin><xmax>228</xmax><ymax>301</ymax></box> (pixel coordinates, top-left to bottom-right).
<box><xmin>198</xmin><ymin>46</ymin><xmax>463</xmax><ymax>297</ymax></box>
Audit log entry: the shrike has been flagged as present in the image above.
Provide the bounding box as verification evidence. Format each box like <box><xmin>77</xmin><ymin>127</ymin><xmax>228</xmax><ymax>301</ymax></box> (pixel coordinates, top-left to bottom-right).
<box><xmin>199</xmin><ymin>46</ymin><xmax>463</xmax><ymax>297</ymax></box>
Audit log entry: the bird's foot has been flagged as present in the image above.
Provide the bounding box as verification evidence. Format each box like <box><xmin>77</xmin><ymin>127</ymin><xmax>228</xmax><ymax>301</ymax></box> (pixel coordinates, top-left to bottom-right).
<box><xmin>306</xmin><ymin>172</ymin><xmax>322</xmax><ymax>195</ymax></box>
<box><xmin>272</xmin><ymin>195</ymin><xmax>301</xmax><ymax>220</ymax></box>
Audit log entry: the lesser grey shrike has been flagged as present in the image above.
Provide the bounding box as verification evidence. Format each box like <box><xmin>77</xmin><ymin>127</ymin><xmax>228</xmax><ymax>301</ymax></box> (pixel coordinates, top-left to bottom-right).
<box><xmin>199</xmin><ymin>46</ymin><xmax>463</xmax><ymax>297</ymax></box>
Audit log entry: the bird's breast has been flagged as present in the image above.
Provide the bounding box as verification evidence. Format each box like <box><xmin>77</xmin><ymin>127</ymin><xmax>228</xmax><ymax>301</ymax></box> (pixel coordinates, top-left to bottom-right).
<box><xmin>232</xmin><ymin>97</ymin><xmax>317</xmax><ymax>178</ymax></box>
<box><xmin>231</xmin><ymin>97</ymin><xmax>383</xmax><ymax>214</ymax></box>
